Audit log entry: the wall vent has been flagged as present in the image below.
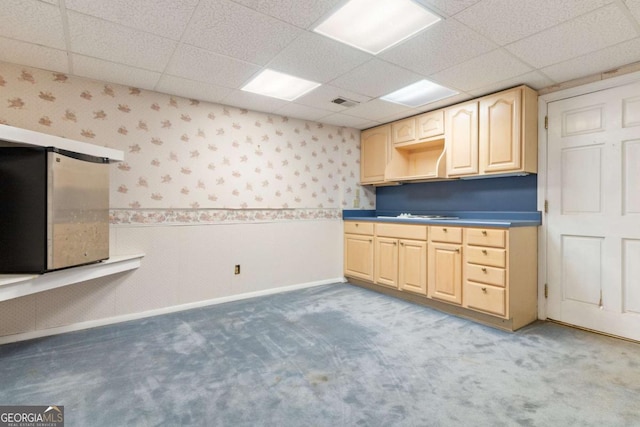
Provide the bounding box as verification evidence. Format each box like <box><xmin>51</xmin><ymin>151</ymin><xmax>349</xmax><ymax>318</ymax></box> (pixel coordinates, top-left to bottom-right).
<box><xmin>331</xmin><ymin>97</ymin><xmax>359</xmax><ymax>108</ymax></box>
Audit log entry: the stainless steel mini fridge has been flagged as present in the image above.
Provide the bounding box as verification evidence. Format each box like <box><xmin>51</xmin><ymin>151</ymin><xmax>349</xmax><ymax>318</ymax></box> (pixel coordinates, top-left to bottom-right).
<box><xmin>0</xmin><ymin>147</ymin><xmax>110</xmax><ymax>273</ymax></box>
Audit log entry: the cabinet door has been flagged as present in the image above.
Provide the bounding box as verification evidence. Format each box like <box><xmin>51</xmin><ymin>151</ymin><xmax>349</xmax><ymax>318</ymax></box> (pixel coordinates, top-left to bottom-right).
<box><xmin>399</xmin><ymin>239</ymin><xmax>427</xmax><ymax>295</ymax></box>
<box><xmin>428</xmin><ymin>242</ymin><xmax>462</xmax><ymax>304</ymax></box>
<box><xmin>446</xmin><ymin>101</ymin><xmax>478</xmax><ymax>176</ymax></box>
<box><xmin>480</xmin><ymin>88</ymin><xmax>522</xmax><ymax>174</ymax></box>
<box><xmin>360</xmin><ymin>125</ymin><xmax>390</xmax><ymax>184</ymax></box>
<box><xmin>417</xmin><ymin>110</ymin><xmax>444</xmax><ymax>140</ymax></box>
<box><xmin>344</xmin><ymin>233</ymin><xmax>374</xmax><ymax>281</ymax></box>
<box><xmin>392</xmin><ymin>118</ymin><xmax>416</xmax><ymax>145</ymax></box>
<box><xmin>375</xmin><ymin>237</ymin><xmax>399</xmax><ymax>288</ymax></box>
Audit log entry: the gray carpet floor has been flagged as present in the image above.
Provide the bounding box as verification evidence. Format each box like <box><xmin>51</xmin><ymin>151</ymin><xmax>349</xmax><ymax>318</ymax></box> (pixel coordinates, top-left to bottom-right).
<box><xmin>0</xmin><ymin>283</ymin><xmax>639</xmax><ymax>426</ymax></box>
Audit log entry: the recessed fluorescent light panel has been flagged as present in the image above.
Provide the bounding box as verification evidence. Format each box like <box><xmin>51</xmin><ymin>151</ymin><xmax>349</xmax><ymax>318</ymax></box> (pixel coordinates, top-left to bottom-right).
<box><xmin>241</xmin><ymin>69</ymin><xmax>321</xmax><ymax>101</ymax></box>
<box><xmin>314</xmin><ymin>0</ymin><xmax>441</xmax><ymax>54</ymax></box>
<box><xmin>381</xmin><ymin>80</ymin><xmax>459</xmax><ymax>107</ymax></box>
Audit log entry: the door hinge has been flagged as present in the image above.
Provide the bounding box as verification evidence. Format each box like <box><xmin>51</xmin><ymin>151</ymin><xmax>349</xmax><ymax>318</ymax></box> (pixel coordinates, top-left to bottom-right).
<box><xmin>544</xmin><ymin>283</ymin><xmax>548</xmax><ymax>298</ymax></box>
<box><xmin>544</xmin><ymin>116</ymin><xmax>548</xmax><ymax>129</ymax></box>
<box><xmin>544</xmin><ymin>200</ymin><xmax>548</xmax><ymax>213</ymax></box>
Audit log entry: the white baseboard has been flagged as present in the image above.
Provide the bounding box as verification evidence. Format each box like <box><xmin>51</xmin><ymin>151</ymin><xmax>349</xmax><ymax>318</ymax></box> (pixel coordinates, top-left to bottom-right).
<box><xmin>0</xmin><ymin>277</ymin><xmax>347</xmax><ymax>345</ymax></box>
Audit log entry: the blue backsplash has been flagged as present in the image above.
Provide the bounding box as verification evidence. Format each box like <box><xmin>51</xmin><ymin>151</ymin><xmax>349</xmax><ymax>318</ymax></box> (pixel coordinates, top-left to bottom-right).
<box><xmin>375</xmin><ymin>175</ymin><xmax>537</xmax><ymax>213</ymax></box>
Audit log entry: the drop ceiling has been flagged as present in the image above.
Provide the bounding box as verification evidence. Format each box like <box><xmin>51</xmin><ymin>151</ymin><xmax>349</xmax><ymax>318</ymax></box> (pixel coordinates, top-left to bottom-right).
<box><xmin>2</xmin><ymin>0</ymin><xmax>640</xmax><ymax>129</ymax></box>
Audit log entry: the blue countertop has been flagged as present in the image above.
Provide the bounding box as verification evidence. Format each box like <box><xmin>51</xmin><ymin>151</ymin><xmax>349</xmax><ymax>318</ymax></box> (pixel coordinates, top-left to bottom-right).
<box><xmin>342</xmin><ymin>210</ymin><xmax>541</xmax><ymax>228</ymax></box>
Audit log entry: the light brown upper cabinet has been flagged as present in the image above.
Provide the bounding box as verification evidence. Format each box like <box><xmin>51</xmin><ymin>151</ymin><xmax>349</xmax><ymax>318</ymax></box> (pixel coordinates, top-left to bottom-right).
<box><xmin>360</xmin><ymin>124</ymin><xmax>391</xmax><ymax>185</ymax></box>
<box><xmin>479</xmin><ymin>86</ymin><xmax>537</xmax><ymax>175</ymax></box>
<box><xmin>392</xmin><ymin>110</ymin><xmax>445</xmax><ymax>147</ymax></box>
<box><xmin>416</xmin><ymin>110</ymin><xmax>445</xmax><ymax>140</ymax></box>
<box><xmin>392</xmin><ymin>118</ymin><xmax>416</xmax><ymax>145</ymax></box>
<box><xmin>446</xmin><ymin>86</ymin><xmax>537</xmax><ymax>178</ymax></box>
<box><xmin>445</xmin><ymin>101</ymin><xmax>479</xmax><ymax>177</ymax></box>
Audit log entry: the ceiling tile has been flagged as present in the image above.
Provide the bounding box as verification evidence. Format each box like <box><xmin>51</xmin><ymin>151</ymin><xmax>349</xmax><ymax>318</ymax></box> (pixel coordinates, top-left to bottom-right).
<box><xmin>319</xmin><ymin>113</ymin><xmax>378</xmax><ymax>129</ymax></box>
<box><xmin>232</xmin><ymin>0</ymin><xmax>342</xmax><ymax>28</ymax></box>
<box><xmin>541</xmin><ymin>38</ymin><xmax>640</xmax><ymax>83</ymax></box>
<box><xmin>456</xmin><ymin>0</ymin><xmax>613</xmax><ymax>46</ymax></box>
<box><xmin>342</xmin><ymin>99</ymin><xmax>412</xmax><ymax>121</ymax></box>
<box><xmin>506</xmin><ymin>4</ymin><xmax>638</xmax><ymax>69</ymax></box>
<box><xmin>416</xmin><ymin>0</ymin><xmax>483</xmax><ymax>17</ymax></box>
<box><xmin>221</xmin><ymin>89</ymin><xmax>288</xmax><ymax>113</ymax></box>
<box><xmin>166</xmin><ymin>44</ymin><xmax>261</xmax><ymax>89</ymax></box>
<box><xmin>468</xmin><ymin>71</ymin><xmax>555</xmax><ymax>96</ymax></box>
<box><xmin>380</xmin><ymin>19</ymin><xmax>497</xmax><ymax>76</ymax></box>
<box><xmin>183</xmin><ymin>0</ymin><xmax>302</xmax><ymax>65</ymax></box>
<box><xmin>0</xmin><ymin>0</ymin><xmax>65</xmax><ymax>49</ymax></box>
<box><xmin>329</xmin><ymin>59</ymin><xmax>424</xmax><ymax>98</ymax></box>
<box><xmin>65</xmin><ymin>0</ymin><xmax>199</xmax><ymax>40</ymax></box>
<box><xmin>275</xmin><ymin>103</ymin><xmax>333</xmax><ymax>121</ymax></box>
<box><xmin>267</xmin><ymin>32</ymin><xmax>372</xmax><ymax>83</ymax></box>
<box><xmin>156</xmin><ymin>75</ymin><xmax>232</xmax><ymax>104</ymax></box>
<box><xmin>67</xmin><ymin>12</ymin><xmax>177</xmax><ymax>72</ymax></box>
<box><xmin>294</xmin><ymin>84</ymin><xmax>372</xmax><ymax>112</ymax></box>
<box><xmin>430</xmin><ymin>49</ymin><xmax>532</xmax><ymax>92</ymax></box>
<box><xmin>72</xmin><ymin>55</ymin><xmax>161</xmax><ymax>90</ymax></box>
<box><xmin>410</xmin><ymin>93</ymin><xmax>474</xmax><ymax>113</ymax></box>
<box><xmin>0</xmin><ymin>37</ymin><xmax>68</xmax><ymax>73</ymax></box>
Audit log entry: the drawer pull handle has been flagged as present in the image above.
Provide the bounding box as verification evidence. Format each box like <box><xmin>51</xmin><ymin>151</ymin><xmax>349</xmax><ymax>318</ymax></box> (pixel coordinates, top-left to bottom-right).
<box><xmin>481</xmin><ymin>287</ymin><xmax>487</xmax><ymax>293</ymax></box>
<box><xmin>482</xmin><ymin>249</ymin><xmax>488</xmax><ymax>255</ymax></box>
<box><xmin>481</xmin><ymin>268</ymin><xmax>487</xmax><ymax>273</ymax></box>
<box><xmin>482</xmin><ymin>230</ymin><xmax>487</xmax><ymax>236</ymax></box>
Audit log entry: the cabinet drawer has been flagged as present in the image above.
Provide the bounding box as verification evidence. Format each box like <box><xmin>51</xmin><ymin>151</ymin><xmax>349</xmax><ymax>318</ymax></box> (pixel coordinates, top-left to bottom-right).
<box><xmin>344</xmin><ymin>221</ymin><xmax>374</xmax><ymax>235</ymax></box>
<box><xmin>430</xmin><ymin>226</ymin><xmax>462</xmax><ymax>244</ymax></box>
<box><xmin>465</xmin><ymin>264</ymin><xmax>506</xmax><ymax>287</ymax></box>
<box><xmin>464</xmin><ymin>282</ymin><xmax>506</xmax><ymax>317</ymax></box>
<box><xmin>376</xmin><ymin>223</ymin><xmax>427</xmax><ymax>240</ymax></box>
<box><xmin>466</xmin><ymin>228</ymin><xmax>506</xmax><ymax>248</ymax></box>
<box><xmin>465</xmin><ymin>246</ymin><xmax>506</xmax><ymax>268</ymax></box>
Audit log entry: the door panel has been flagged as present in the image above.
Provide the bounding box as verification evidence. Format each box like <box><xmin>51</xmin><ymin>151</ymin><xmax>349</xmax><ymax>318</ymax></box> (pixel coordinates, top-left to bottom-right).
<box><xmin>623</xmin><ymin>239</ymin><xmax>640</xmax><ymax>314</ymax></box>
<box><xmin>561</xmin><ymin>235</ymin><xmax>603</xmax><ymax>305</ymax></box>
<box><xmin>561</xmin><ymin>146</ymin><xmax>603</xmax><ymax>214</ymax></box>
<box><xmin>623</xmin><ymin>140</ymin><xmax>640</xmax><ymax>214</ymax></box>
<box><xmin>547</xmin><ymin>81</ymin><xmax>640</xmax><ymax>341</ymax></box>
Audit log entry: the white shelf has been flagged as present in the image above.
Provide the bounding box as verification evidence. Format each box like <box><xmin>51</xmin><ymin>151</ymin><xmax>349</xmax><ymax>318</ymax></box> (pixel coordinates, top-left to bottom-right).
<box><xmin>0</xmin><ymin>124</ymin><xmax>124</xmax><ymax>161</ymax></box>
<box><xmin>0</xmin><ymin>254</ymin><xmax>144</xmax><ymax>302</ymax></box>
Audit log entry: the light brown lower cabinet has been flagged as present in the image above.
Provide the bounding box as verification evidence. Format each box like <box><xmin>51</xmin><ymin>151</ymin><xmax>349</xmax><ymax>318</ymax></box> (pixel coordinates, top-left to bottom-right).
<box><xmin>344</xmin><ymin>221</ymin><xmax>538</xmax><ymax>331</ymax></box>
<box><xmin>373</xmin><ymin>223</ymin><xmax>428</xmax><ymax>294</ymax></box>
<box><xmin>344</xmin><ymin>222</ymin><xmax>374</xmax><ymax>282</ymax></box>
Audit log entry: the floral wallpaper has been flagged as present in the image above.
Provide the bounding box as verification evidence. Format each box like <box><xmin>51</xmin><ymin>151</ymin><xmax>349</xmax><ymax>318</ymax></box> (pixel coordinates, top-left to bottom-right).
<box><xmin>0</xmin><ymin>61</ymin><xmax>375</xmax><ymax>223</ymax></box>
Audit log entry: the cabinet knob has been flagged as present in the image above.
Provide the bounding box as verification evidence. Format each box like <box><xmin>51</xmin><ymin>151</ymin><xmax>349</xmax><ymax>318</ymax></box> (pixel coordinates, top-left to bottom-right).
<box><xmin>355</xmin><ymin>223</ymin><xmax>359</xmax><ymax>227</ymax></box>
<box><xmin>482</xmin><ymin>249</ymin><xmax>488</xmax><ymax>255</ymax></box>
<box><xmin>393</xmin><ymin>242</ymin><xmax>397</xmax><ymax>246</ymax></box>
<box><xmin>455</xmin><ymin>248</ymin><xmax>460</xmax><ymax>253</ymax></box>
<box><xmin>400</xmin><ymin>242</ymin><xmax>404</xmax><ymax>246</ymax></box>
<box><xmin>443</xmin><ymin>228</ymin><xmax>448</xmax><ymax>232</ymax></box>
<box><xmin>482</xmin><ymin>230</ymin><xmax>487</xmax><ymax>236</ymax></box>
<box><xmin>481</xmin><ymin>287</ymin><xmax>487</xmax><ymax>293</ymax></box>
<box><xmin>481</xmin><ymin>268</ymin><xmax>487</xmax><ymax>273</ymax></box>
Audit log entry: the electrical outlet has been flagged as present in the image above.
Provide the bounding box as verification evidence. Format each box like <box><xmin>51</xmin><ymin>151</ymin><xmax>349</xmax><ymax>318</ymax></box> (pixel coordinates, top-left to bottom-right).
<box><xmin>234</xmin><ymin>265</ymin><xmax>240</xmax><ymax>275</ymax></box>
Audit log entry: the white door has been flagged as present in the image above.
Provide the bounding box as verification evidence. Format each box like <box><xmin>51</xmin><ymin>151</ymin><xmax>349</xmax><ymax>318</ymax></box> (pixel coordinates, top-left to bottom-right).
<box><xmin>547</xmin><ymin>81</ymin><xmax>640</xmax><ymax>341</ymax></box>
